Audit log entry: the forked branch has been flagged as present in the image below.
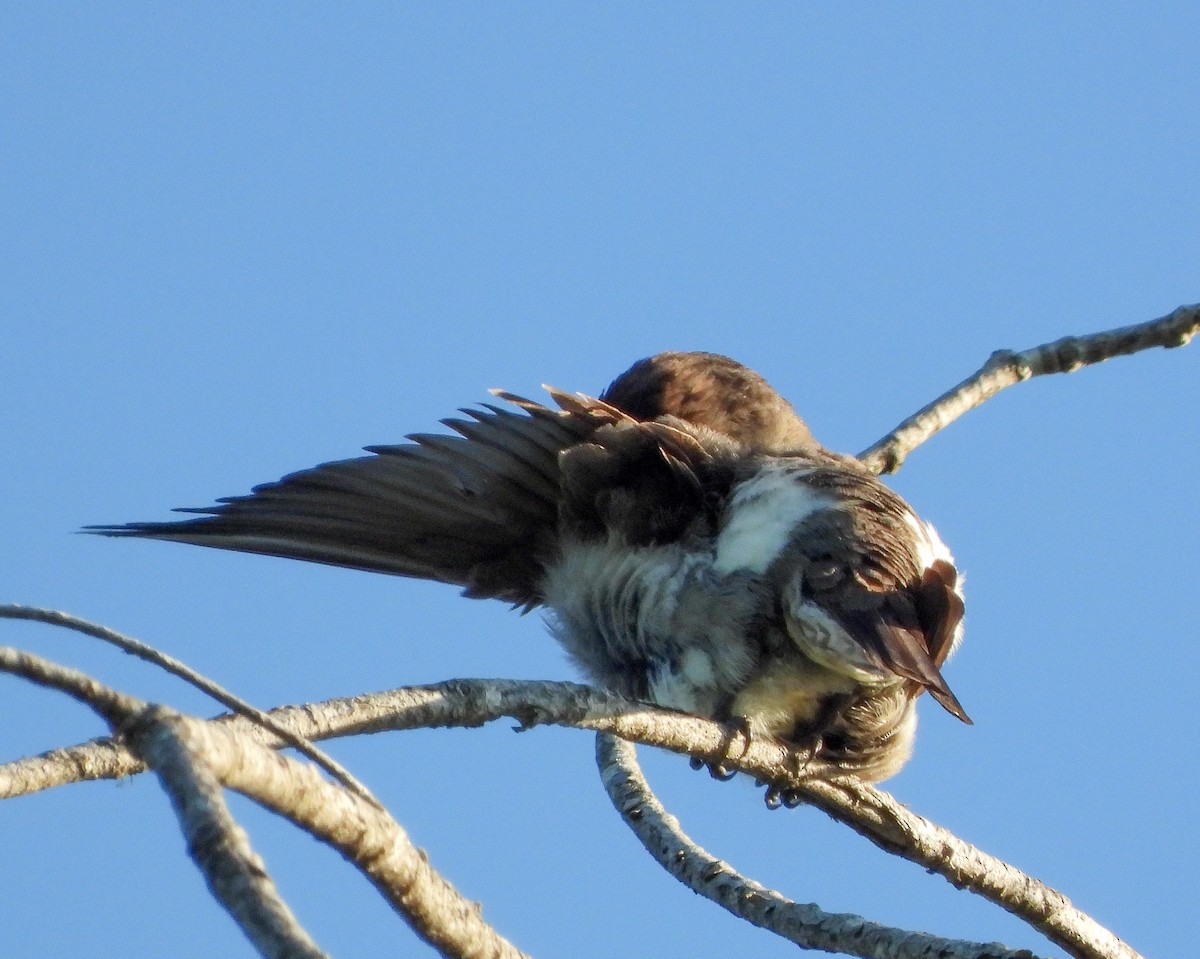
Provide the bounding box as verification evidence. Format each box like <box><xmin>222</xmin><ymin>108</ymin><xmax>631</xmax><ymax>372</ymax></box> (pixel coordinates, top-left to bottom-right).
<box><xmin>0</xmin><ymin>646</ymin><xmax>527</xmax><ymax>959</ymax></box>
<box><xmin>0</xmin><ymin>659</ymin><xmax>1139</xmax><ymax>959</ymax></box>
<box><xmin>596</xmin><ymin>734</ymin><xmax>1043</xmax><ymax>959</ymax></box>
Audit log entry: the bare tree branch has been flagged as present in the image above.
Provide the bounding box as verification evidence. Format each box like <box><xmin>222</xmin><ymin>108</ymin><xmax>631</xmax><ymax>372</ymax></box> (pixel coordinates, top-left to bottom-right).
<box><xmin>857</xmin><ymin>303</ymin><xmax>1199</xmax><ymax>474</ymax></box>
<box><xmin>791</xmin><ymin>778</ymin><xmax>1141</xmax><ymax>959</ymax></box>
<box><xmin>0</xmin><ymin>645</ymin><xmax>144</xmax><ymax>729</ymax></box>
<box><xmin>0</xmin><ymin>668</ymin><xmax>1138</xmax><ymax>959</ymax></box>
<box><xmin>0</xmin><ymin>648</ymin><xmax>530</xmax><ymax>959</ymax></box>
<box><xmin>596</xmin><ymin>733</ymin><xmax>1042</xmax><ymax>959</ymax></box>
<box><xmin>0</xmin><ymin>648</ymin><xmax>328</xmax><ymax>959</ymax></box>
<box><xmin>0</xmin><ymin>604</ymin><xmax>378</xmax><ymax>807</ymax></box>
<box><xmin>135</xmin><ymin>707</ymin><xmax>533</xmax><ymax>959</ymax></box>
<box><xmin>2</xmin><ymin>677</ymin><xmax>755</xmax><ymax>799</ymax></box>
<box><xmin>133</xmin><ymin>707</ymin><xmax>331</xmax><ymax>959</ymax></box>
<box><xmin>8</xmin><ymin>303</ymin><xmax>1192</xmax><ymax>958</ymax></box>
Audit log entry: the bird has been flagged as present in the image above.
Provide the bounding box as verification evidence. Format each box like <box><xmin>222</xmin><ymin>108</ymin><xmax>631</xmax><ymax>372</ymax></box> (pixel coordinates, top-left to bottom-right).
<box><xmin>89</xmin><ymin>352</ymin><xmax>970</xmax><ymax>782</ymax></box>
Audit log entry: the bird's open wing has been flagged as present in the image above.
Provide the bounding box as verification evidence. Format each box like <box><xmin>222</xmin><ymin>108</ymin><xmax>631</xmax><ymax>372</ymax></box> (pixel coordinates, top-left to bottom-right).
<box><xmin>87</xmin><ymin>393</ymin><xmax>617</xmax><ymax>607</ymax></box>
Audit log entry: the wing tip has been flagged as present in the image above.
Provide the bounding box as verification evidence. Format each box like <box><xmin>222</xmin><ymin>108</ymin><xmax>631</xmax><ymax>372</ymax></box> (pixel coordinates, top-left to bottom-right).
<box><xmin>80</xmin><ymin>523</ymin><xmax>143</xmax><ymax>537</ymax></box>
<box><xmin>81</xmin><ymin>520</ymin><xmax>201</xmax><ymax>539</ymax></box>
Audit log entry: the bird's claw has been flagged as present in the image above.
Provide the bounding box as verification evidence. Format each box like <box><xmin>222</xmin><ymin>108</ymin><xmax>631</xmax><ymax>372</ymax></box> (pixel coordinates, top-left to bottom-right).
<box><xmin>762</xmin><ymin>737</ymin><xmax>823</xmax><ymax>808</ymax></box>
<box><xmin>689</xmin><ymin>716</ymin><xmax>754</xmax><ymax>781</ymax></box>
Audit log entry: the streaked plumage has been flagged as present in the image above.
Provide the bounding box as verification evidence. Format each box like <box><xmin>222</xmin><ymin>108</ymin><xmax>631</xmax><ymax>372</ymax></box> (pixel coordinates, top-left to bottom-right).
<box><xmin>90</xmin><ymin>352</ymin><xmax>969</xmax><ymax>781</ymax></box>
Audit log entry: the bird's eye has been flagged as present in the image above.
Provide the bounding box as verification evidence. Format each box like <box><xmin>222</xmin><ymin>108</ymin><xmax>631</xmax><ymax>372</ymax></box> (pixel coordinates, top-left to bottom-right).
<box><xmin>804</xmin><ymin>559</ymin><xmax>844</xmax><ymax>591</ymax></box>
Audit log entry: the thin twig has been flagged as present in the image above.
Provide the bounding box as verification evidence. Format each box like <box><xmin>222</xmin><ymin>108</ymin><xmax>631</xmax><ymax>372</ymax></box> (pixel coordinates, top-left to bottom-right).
<box><xmin>0</xmin><ymin>604</ymin><xmax>380</xmax><ymax>808</ymax></box>
<box><xmin>596</xmin><ymin>733</ymin><xmax>1042</xmax><ymax>959</ymax></box>
<box><xmin>858</xmin><ymin>303</ymin><xmax>1199</xmax><ymax>473</ymax></box>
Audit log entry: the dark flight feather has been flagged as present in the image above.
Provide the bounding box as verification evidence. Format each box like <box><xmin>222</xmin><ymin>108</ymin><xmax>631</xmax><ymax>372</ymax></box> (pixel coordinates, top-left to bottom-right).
<box><xmin>88</xmin><ymin>397</ymin><xmax>608</xmax><ymax>606</ymax></box>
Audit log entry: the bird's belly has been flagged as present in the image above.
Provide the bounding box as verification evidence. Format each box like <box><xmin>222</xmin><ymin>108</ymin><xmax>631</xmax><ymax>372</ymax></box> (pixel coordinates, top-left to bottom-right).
<box><xmin>542</xmin><ymin>540</ymin><xmax>761</xmax><ymax>713</ymax></box>
<box><xmin>730</xmin><ymin>658</ymin><xmax>860</xmax><ymax>740</ymax></box>
<box><xmin>543</xmin><ymin>540</ymin><xmax>920</xmax><ymax>781</ymax></box>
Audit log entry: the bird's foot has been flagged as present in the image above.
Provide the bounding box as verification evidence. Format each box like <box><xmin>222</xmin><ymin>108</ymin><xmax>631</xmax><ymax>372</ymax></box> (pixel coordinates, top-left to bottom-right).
<box><xmin>762</xmin><ymin>737</ymin><xmax>823</xmax><ymax>810</ymax></box>
<box><xmin>510</xmin><ymin>704</ymin><xmax>551</xmax><ymax>732</ymax></box>
<box><xmin>787</xmin><ymin>735</ymin><xmax>823</xmax><ymax>777</ymax></box>
<box><xmin>689</xmin><ymin>715</ymin><xmax>753</xmax><ymax>781</ymax></box>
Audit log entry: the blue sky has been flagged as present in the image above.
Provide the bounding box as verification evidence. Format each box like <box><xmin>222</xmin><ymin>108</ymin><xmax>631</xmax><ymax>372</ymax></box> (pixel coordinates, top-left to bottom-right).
<box><xmin>2</xmin><ymin>5</ymin><xmax>1197</xmax><ymax>957</ymax></box>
